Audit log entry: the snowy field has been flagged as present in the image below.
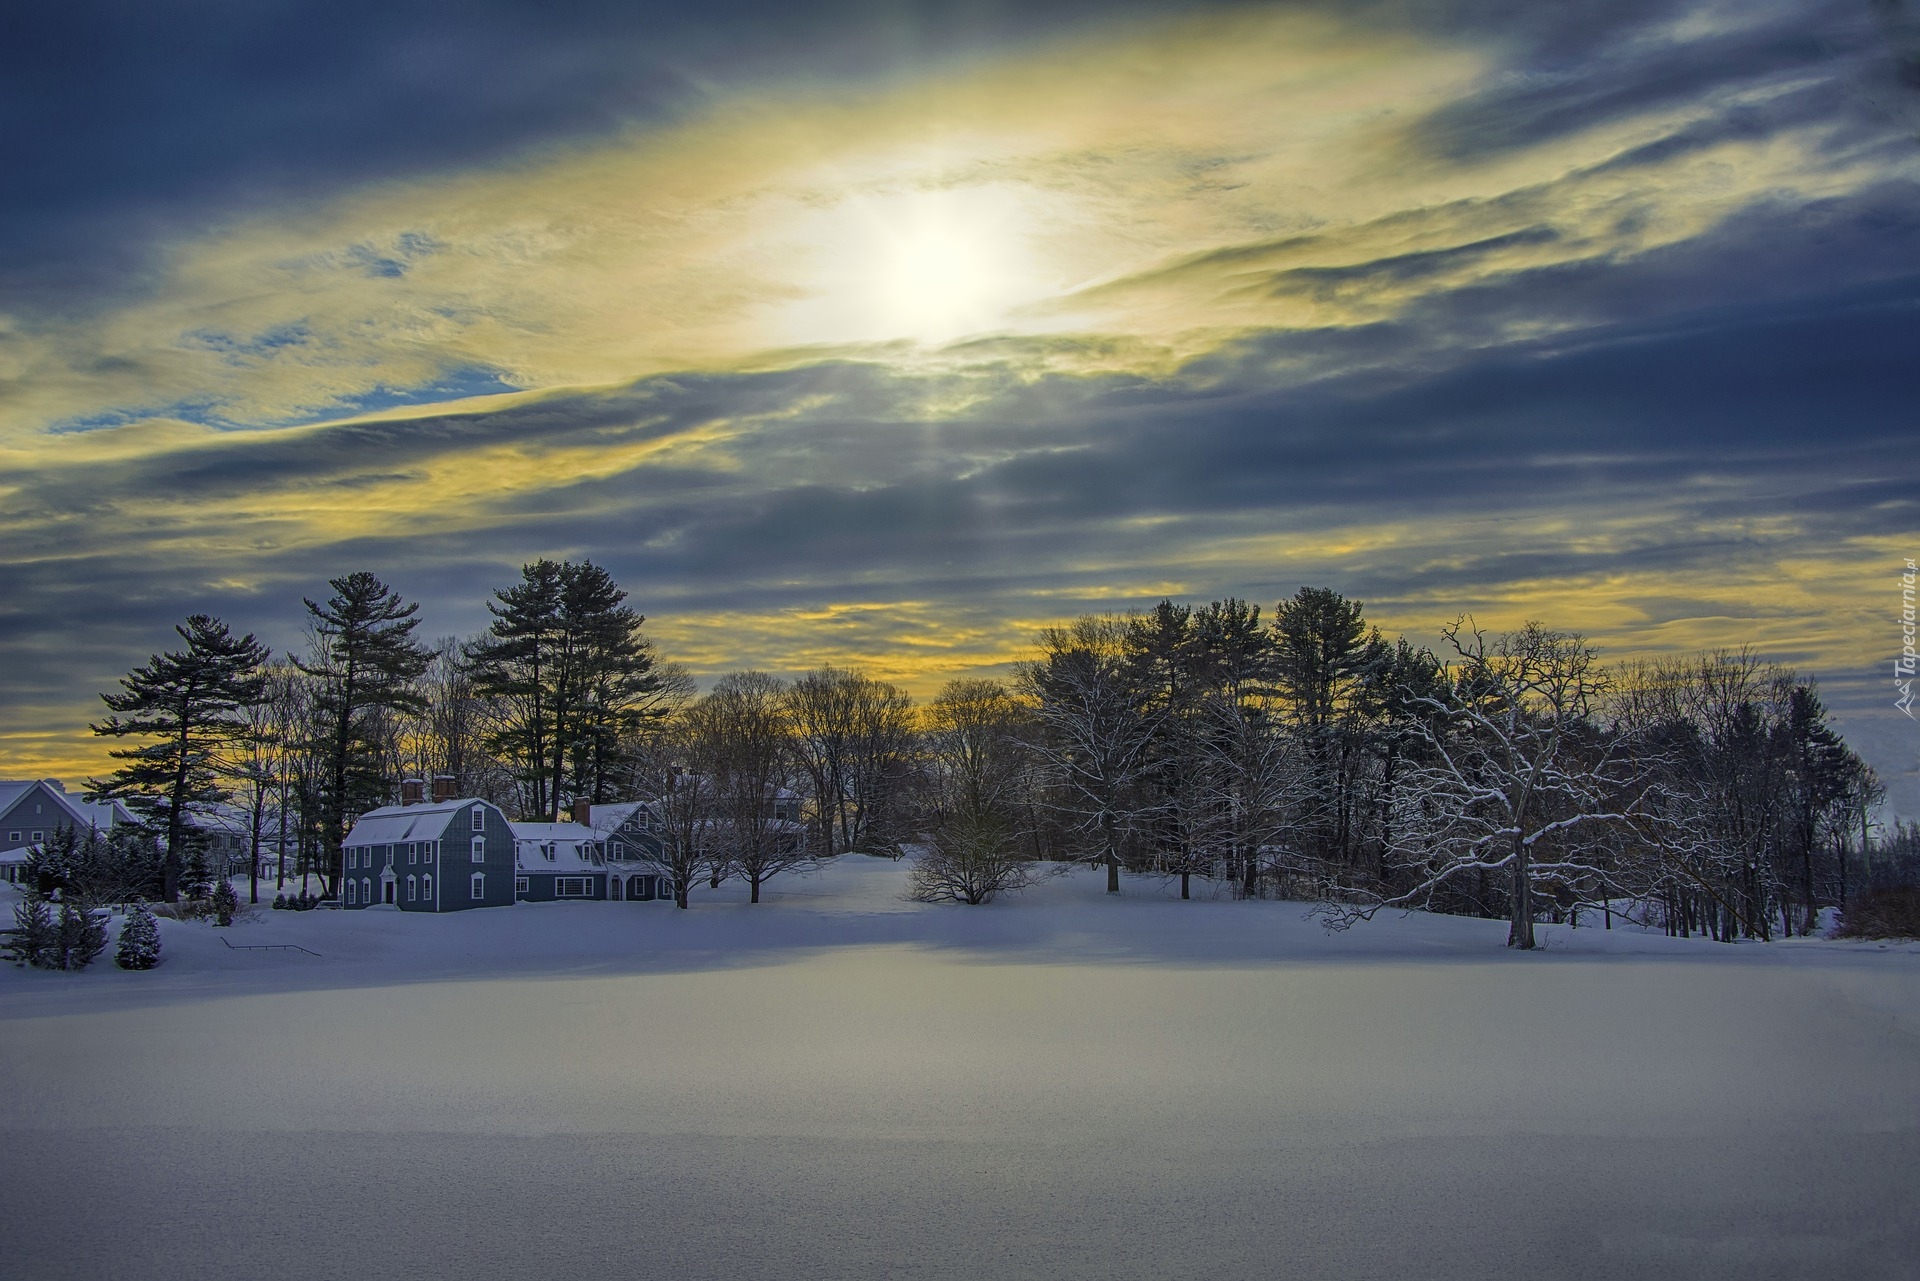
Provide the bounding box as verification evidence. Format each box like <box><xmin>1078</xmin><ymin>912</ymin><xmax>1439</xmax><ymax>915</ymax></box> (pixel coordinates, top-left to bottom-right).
<box><xmin>2</xmin><ymin>859</ymin><xmax>1917</xmax><ymax>1281</ymax></box>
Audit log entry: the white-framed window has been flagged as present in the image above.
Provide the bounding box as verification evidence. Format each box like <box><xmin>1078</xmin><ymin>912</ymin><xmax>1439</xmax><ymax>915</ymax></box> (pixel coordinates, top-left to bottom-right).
<box><xmin>425</xmin><ymin>841</ymin><xmax>435</xmax><ymax>863</ymax></box>
<box><xmin>422</xmin><ymin>873</ymin><xmax>433</xmax><ymax>901</ymax></box>
<box><xmin>407</xmin><ymin>842</ymin><xmax>417</xmax><ymax>864</ymax></box>
<box><xmin>407</xmin><ymin>875</ymin><xmax>417</xmax><ymax>902</ymax></box>
<box><xmin>362</xmin><ymin>878</ymin><xmax>372</xmax><ymax>905</ymax></box>
<box><xmin>470</xmin><ymin>873</ymin><xmax>485</xmax><ymax>900</ymax></box>
<box><xmin>346</xmin><ymin>880</ymin><xmax>357</xmax><ymax>905</ymax></box>
<box><xmin>515</xmin><ymin>876</ymin><xmax>530</xmax><ymax>894</ymax></box>
<box><xmin>7</xmin><ymin>832</ymin><xmax>18</xmax><ymax>844</ymax></box>
<box><xmin>471</xmin><ymin>837</ymin><xmax>485</xmax><ymax>863</ymax></box>
<box><xmin>555</xmin><ymin>876</ymin><xmax>588</xmax><ymax>897</ymax></box>
<box><xmin>471</xmin><ymin>805</ymin><xmax>486</xmax><ymax>832</ymax></box>
<box><xmin>30</xmin><ymin>830</ymin><xmax>43</xmax><ymax>843</ymax></box>
<box><xmin>610</xmin><ymin>840</ymin><xmax>626</xmax><ymax>861</ymax></box>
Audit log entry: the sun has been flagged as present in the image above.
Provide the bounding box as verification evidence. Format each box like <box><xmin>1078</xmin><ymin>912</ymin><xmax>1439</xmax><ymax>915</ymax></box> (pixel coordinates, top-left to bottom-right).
<box><xmin>771</xmin><ymin>185</ymin><xmax>1065</xmax><ymax>348</ymax></box>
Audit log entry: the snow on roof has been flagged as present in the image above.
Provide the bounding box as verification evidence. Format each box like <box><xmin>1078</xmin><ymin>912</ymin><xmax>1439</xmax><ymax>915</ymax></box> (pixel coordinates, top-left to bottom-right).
<box><xmin>345</xmin><ymin>798</ymin><xmax>494</xmax><ymax>847</ymax></box>
<box><xmin>511</xmin><ymin>820</ymin><xmax>602</xmax><ymax>873</ymax></box>
<box><xmin>510</xmin><ymin>820</ymin><xmax>596</xmax><ymax>841</ymax></box>
<box><xmin>0</xmin><ymin>779</ymin><xmax>128</xmax><ymax>838</ymax></box>
<box><xmin>587</xmin><ymin>801</ymin><xmax>654</xmax><ymax>835</ymax></box>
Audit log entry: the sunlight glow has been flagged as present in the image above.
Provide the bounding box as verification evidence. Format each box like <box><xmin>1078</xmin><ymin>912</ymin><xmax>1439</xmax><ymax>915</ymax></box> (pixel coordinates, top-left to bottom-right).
<box><xmin>771</xmin><ymin>185</ymin><xmax>1071</xmax><ymax>348</ymax></box>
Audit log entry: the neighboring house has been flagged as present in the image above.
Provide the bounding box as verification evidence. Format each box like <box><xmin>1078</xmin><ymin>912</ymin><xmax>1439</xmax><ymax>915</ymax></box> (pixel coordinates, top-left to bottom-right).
<box><xmin>182</xmin><ymin>803</ymin><xmax>293</xmax><ymax>880</ymax></box>
<box><xmin>511</xmin><ymin>820</ymin><xmax>610</xmax><ymax>902</ymax></box>
<box><xmin>0</xmin><ymin>780</ymin><xmax>132</xmax><ymax>884</ymax></box>
<box><xmin>579</xmin><ymin>802</ymin><xmax>672</xmax><ymax>902</ymax></box>
<box><xmin>339</xmin><ymin>797</ymin><xmax>517</xmax><ymax>911</ymax></box>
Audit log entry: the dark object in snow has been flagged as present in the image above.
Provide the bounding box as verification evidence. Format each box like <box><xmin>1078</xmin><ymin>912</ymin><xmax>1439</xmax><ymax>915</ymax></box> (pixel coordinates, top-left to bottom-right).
<box><xmin>1835</xmin><ymin>887</ymin><xmax>1920</xmax><ymax>940</ymax></box>
<box><xmin>116</xmin><ymin>902</ymin><xmax>162</xmax><ymax>969</ymax></box>
<box><xmin>220</xmin><ymin>936</ymin><xmax>320</xmax><ymax>957</ymax></box>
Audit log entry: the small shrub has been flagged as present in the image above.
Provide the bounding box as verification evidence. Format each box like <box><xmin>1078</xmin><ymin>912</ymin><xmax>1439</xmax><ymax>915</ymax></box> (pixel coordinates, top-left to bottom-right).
<box><xmin>908</xmin><ymin>809</ymin><xmax>1053</xmax><ymax>905</ymax></box>
<box><xmin>54</xmin><ymin>902</ymin><xmax>109</xmax><ymax>969</ymax></box>
<box><xmin>211</xmin><ymin>879</ymin><xmax>239</xmax><ymax>926</ymax></box>
<box><xmin>1835</xmin><ymin>887</ymin><xmax>1920</xmax><ymax>940</ymax></box>
<box><xmin>116</xmin><ymin>902</ymin><xmax>162</xmax><ymax>970</ymax></box>
<box><xmin>5</xmin><ymin>895</ymin><xmax>56</xmax><ymax>967</ymax></box>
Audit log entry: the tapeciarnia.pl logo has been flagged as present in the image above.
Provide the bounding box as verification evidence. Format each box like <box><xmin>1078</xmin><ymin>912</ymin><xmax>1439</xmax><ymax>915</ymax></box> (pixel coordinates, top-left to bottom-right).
<box><xmin>1899</xmin><ymin>558</ymin><xmax>1917</xmax><ymax>719</ymax></box>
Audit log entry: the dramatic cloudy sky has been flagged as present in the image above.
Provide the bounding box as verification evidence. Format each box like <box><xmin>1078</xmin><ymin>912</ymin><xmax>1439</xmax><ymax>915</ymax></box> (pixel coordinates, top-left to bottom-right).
<box><xmin>4</xmin><ymin>0</ymin><xmax>1919</xmax><ymax>806</ymax></box>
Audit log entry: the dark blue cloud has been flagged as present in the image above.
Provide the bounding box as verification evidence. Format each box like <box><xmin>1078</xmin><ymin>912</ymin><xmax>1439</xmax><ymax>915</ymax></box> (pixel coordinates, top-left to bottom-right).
<box><xmin>0</xmin><ymin>0</ymin><xmax>1235</xmax><ymax>313</ymax></box>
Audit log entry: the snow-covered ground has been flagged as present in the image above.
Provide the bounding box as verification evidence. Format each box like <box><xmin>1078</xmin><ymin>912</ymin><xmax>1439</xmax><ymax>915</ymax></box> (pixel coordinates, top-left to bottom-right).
<box><xmin>2</xmin><ymin>859</ymin><xmax>1916</xmax><ymax>1280</ymax></box>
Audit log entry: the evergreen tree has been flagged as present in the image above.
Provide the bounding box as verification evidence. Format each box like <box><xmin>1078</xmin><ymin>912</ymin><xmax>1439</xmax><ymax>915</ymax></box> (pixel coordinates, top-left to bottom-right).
<box><xmin>296</xmin><ymin>572</ymin><xmax>431</xmax><ymax>897</ymax></box>
<box><xmin>211</xmin><ymin>878</ymin><xmax>239</xmax><ymax>926</ymax></box>
<box><xmin>467</xmin><ymin>559</ymin><xmax>666</xmax><ymax>820</ymax></box>
<box><xmin>89</xmin><ymin>615</ymin><xmax>270</xmax><ymax>901</ymax></box>
<box><xmin>55</xmin><ymin>901</ymin><xmax>109</xmax><ymax>969</ymax></box>
<box><xmin>116</xmin><ymin>902</ymin><xmax>162</xmax><ymax>970</ymax></box>
<box><xmin>1272</xmin><ymin>587</ymin><xmax>1387</xmax><ymax>870</ymax></box>
<box><xmin>4</xmin><ymin>895</ymin><xmax>55</xmax><ymax>967</ymax></box>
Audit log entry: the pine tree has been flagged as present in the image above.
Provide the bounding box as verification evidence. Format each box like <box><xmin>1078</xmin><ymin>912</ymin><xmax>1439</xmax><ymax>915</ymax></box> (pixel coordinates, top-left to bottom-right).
<box><xmin>89</xmin><ymin>615</ymin><xmax>270</xmax><ymax>901</ymax></box>
<box><xmin>55</xmin><ymin>901</ymin><xmax>109</xmax><ymax>969</ymax></box>
<box><xmin>296</xmin><ymin>572</ymin><xmax>431</xmax><ymax>897</ymax></box>
<box><xmin>116</xmin><ymin>902</ymin><xmax>163</xmax><ymax>969</ymax></box>
<box><xmin>467</xmin><ymin>559</ymin><xmax>665</xmax><ymax>820</ymax></box>
<box><xmin>5</xmin><ymin>895</ymin><xmax>55</xmax><ymax>967</ymax></box>
<box><xmin>211</xmin><ymin>878</ymin><xmax>239</xmax><ymax>926</ymax></box>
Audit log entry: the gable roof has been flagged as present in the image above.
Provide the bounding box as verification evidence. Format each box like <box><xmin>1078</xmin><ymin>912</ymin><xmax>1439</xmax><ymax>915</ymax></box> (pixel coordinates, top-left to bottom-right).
<box><xmin>0</xmin><ymin>780</ymin><xmax>131</xmax><ymax>841</ymax></box>
<box><xmin>345</xmin><ymin>798</ymin><xmax>497</xmax><ymax>847</ymax></box>
<box><xmin>587</xmin><ymin>801</ymin><xmax>655</xmax><ymax>837</ymax></box>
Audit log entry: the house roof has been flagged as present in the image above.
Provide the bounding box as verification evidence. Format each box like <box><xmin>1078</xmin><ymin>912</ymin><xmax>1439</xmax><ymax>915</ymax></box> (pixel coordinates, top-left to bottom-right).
<box><xmin>345</xmin><ymin>798</ymin><xmax>495</xmax><ymax>847</ymax></box>
<box><xmin>0</xmin><ymin>780</ymin><xmax>132</xmax><ymax>845</ymax></box>
<box><xmin>586</xmin><ymin>801</ymin><xmax>654</xmax><ymax>837</ymax></box>
<box><xmin>510</xmin><ymin>820</ymin><xmax>602</xmax><ymax>874</ymax></box>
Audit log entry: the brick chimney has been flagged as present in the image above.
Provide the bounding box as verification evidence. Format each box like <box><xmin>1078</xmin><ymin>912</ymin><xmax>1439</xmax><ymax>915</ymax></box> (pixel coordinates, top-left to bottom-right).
<box><xmin>400</xmin><ymin>778</ymin><xmax>425</xmax><ymax>806</ymax></box>
<box><xmin>570</xmin><ymin>799</ymin><xmax>591</xmax><ymax>826</ymax></box>
<box><xmin>432</xmin><ymin>775</ymin><xmax>457</xmax><ymax>804</ymax></box>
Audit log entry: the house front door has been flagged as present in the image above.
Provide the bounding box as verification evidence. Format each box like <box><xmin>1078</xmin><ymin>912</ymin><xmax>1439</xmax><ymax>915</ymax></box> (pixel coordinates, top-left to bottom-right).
<box><xmin>384</xmin><ymin>880</ymin><xmax>395</xmax><ymax>904</ymax></box>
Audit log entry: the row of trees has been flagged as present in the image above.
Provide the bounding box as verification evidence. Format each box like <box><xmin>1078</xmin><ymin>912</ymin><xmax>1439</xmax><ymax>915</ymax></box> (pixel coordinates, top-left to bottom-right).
<box><xmin>1008</xmin><ymin>596</ymin><xmax>1884</xmax><ymax>948</ymax></box>
<box><xmin>86</xmin><ymin>563</ymin><xmax>672</xmax><ymax>903</ymax></box>
<box><xmin>76</xmin><ymin>567</ymin><xmax>1894</xmax><ymax>948</ymax></box>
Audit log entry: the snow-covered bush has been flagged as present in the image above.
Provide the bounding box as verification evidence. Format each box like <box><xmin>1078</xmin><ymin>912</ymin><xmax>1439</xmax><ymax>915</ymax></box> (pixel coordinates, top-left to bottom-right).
<box><xmin>8</xmin><ymin>895</ymin><xmax>110</xmax><ymax>970</ymax></box>
<box><xmin>116</xmin><ymin>903</ymin><xmax>162</xmax><ymax>970</ymax></box>
<box><xmin>54</xmin><ymin>902</ymin><xmax>109</xmax><ymax>969</ymax></box>
<box><xmin>5</xmin><ymin>895</ymin><xmax>56</xmax><ymax>967</ymax></box>
<box><xmin>211</xmin><ymin>879</ymin><xmax>238</xmax><ymax>926</ymax></box>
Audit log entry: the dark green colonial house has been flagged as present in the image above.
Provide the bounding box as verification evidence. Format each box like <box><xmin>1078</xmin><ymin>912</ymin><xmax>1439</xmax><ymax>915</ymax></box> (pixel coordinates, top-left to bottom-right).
<box><xmin>341</xmin><ymin>797</ymin><xmax>517</xmax><ymax>911</ymax></box>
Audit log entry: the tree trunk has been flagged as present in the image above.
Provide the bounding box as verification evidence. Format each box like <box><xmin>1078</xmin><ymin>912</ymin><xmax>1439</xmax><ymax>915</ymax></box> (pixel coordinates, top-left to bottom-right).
<box><xmin>1180</xmin><ymin>869</ymin><xmax>1190</xmax><ymax>900</ymax></box>
<box><xmin>1102</xmin><ymin>814</ymin><xmax>1120</xmax><ymax>894</ymax></box>
<box><xmin>1507</xmin><ymin>839</ymin><xmax>1536</xmax><ymax>949</ymax></box>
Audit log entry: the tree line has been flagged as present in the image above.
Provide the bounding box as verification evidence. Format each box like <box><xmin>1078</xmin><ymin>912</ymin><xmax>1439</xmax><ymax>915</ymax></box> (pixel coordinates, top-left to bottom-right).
<box><xmin>66</xmin><ymin>567</ymin><xmax>1906</xmax><ymax>948</ymax></box>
